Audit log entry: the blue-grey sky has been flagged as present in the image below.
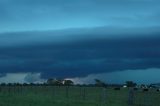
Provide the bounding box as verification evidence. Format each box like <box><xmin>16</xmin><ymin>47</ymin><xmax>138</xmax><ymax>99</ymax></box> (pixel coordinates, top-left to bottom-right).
<box><xmin>0</xmin><ymin>0</ymin><xmax>160</xmax><ymax>84</ymax></box>
<box><xmin>0</xmin><ymin>0</ymin><xmax>160</xmax><ymax>32</ymax></box>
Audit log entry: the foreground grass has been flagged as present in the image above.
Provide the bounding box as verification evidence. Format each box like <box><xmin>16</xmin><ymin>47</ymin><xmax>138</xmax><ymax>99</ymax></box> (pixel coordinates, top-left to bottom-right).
<box><xmin>0</xmin><ymin>86</ymin><xmax>159</xmax><ymax>106</ymax></box>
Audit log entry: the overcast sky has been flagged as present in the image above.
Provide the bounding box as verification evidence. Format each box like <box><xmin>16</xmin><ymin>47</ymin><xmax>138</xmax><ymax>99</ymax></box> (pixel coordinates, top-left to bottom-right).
<box><xmin>0</xmin><ymin>0</ymin><xmax>160</xmax><ymax>32</ymax></box>
<box><xmin>0</xmin><ymin>0</ymin><xmax>160</xmax><ymax>84</ymax></box>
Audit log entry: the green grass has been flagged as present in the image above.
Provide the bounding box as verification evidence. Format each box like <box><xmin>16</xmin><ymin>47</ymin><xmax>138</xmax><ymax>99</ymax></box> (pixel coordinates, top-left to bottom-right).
<box><xmin>0</xmin><ymin>86</ymin><xmax>159</xmax><ymax>106</ymax></box>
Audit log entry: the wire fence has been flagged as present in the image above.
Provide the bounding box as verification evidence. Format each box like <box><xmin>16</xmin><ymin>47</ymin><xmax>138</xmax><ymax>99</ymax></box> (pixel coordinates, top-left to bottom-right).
<box><xmin>0</xmin><ymin>86</ymin><xmax>159</xmax><ymax>106</ymax></box>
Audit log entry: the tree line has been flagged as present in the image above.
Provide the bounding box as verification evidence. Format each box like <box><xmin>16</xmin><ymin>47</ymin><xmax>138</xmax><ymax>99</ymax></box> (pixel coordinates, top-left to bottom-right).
<box><xmin>0</xmin><ymin>78</ymin><xmax>138</xmax><ymax>88</ymax></box>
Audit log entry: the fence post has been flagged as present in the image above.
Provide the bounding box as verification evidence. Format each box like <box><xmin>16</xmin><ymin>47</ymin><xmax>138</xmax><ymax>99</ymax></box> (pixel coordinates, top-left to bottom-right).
<box><xmin>66</xmin><ymin>86</ymin><xmax>69</xmax><ymax>98</ymax></box>
<box><xmin>128</xmin><ymin>89</ymin><xmax>134</xmax><ymax>106</ymax></box>
<box><xmin>101</xmin><ymin>87</ymin><xmax>107</xmax><ymax>106</ymax></box>
<box><xmin>143</xmin><ymin>91</ymin><xmax>151</xmax><ymax>106</ymax></box>
<box><xmin>83</xmin><ymin>87</ymin><xmax>86</xmax><ymax>100</ymax></box>
<box><xmin>53</xmin><ymin>86</ymin><xmax>56</xmax><ymax>97</ymax></box>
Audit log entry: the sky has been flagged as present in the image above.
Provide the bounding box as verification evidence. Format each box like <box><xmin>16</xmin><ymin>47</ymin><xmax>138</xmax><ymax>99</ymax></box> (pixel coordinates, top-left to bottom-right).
<box><xmin>0</xmin><ymin>0</ymin><xmax>160</xmax><ymax>84</ymax></box>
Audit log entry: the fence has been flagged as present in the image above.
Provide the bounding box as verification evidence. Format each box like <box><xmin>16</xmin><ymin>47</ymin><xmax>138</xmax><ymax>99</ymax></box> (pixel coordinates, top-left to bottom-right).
<box><xmin>0</xmin><ymin>86</ymin><xmax>159</xmax><ymax>106</ymax></box>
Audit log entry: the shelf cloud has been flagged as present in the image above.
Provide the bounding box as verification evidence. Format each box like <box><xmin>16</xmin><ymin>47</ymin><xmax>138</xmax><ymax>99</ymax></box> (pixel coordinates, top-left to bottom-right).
<box><xmin>0</xmin><ymin>0</ymin><xmax>160</xmax><ymax>83</ymax></box>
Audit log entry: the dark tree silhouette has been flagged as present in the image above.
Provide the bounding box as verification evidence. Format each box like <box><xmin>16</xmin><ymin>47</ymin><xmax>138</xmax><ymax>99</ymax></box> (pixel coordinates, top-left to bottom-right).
<box><xmin>0</xmin><ymin>83</ymin><xmax>6</xmax><ymax>86</ymax></box>
<box><xmin>94</xmin><ymin>79</ymin><xmax>106</xmax><ymax>87</ymax></box>
<box><xmin>64</xmin><ymin>80</ymin><xmax>74</xmax><ymax>86</ymax></box>
<box><xmin>47</xmin><ymin>78</ymin><xmax>63</xmax><ymax>86</ymax></box>
<box><xmin>126</xmin><ymin>81</ymin><xmax>137</xmax><ymax>87</ymax></box>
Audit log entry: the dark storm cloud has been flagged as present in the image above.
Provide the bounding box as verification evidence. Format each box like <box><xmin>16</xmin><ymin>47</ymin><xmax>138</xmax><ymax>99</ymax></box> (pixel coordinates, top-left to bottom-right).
<box><xmin>0</xmin><ymin>0</ymin><xmax>160</xmax><ymax>82</ymax></box>
<box><xmin>0</xmin><ymin>28</ymin><xmax>160</xmax><ymax>78</ymax></box>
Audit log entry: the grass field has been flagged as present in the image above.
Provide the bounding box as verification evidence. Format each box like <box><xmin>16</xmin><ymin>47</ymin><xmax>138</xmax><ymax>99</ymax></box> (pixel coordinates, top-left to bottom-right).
<box><xmin>0</xmin><ymin>86</ymin><xmax>159</xmax><ymax>106</ymax></box>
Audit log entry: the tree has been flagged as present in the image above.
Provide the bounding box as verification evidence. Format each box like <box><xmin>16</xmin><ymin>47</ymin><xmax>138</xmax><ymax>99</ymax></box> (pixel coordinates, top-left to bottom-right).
<box><xmin>47</xmin><ymin>78</ymin><xmax>55</xmax><ymax>85</ymax></box>
<box><xmin>64</xmin><ymin>80</ymin><xmax>74</xmax><ymax>86</ymax></box>
<box><xmin>55</xmin><ymin>79</ymin><xmax>63</xmax><ymax>86</ymax></box>
<box><xmin>30</xmin><ymin>83</ymin><xmax>35</xmax><ymax>86</ymax></box>
<box><xmin>47</xmin><ymin>78</ymin><xmax>63</xmax><ymax>86</ymax></box>
<box><xmin>126</xmin><ymin>81</ymin><xmax>137</xmax><ymax>87</ymax></box>
<box><xmin>23</xmin><ymin>83</ymin><xmax>28</xmax><ymax>86</ymax></box>
<box><xmin>94</xmin><ymin>79</ymin><xmax>106</xmax><ymax>87</ymax></box>
<box><xmin>15</xmin><ymin>83</ymin><xmax>22</xmax><ymax>86</ymax></box>
<box><xmin>7</xmin><ymin>83</ymin><xmax>12</xmax><ymax>86</ymax></box>
<box><xmin>1</xmin><ymin>83</ymin><xmax>6</xmax><ymax>86</ymax></box>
